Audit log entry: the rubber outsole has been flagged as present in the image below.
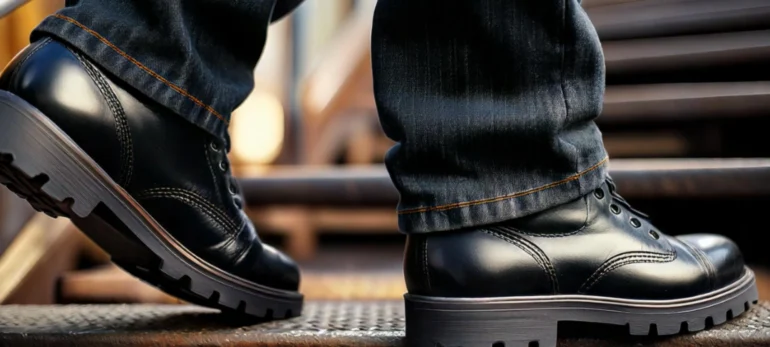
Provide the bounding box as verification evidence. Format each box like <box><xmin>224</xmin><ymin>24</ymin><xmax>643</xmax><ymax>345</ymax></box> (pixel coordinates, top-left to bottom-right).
<box><xmin>405</xmin><ymin>269</ymin><xmax>758</xmax><ymax>347</ymax></box>
<box><xmin>0</xmin><ymin>90</ymin><xmax>302</xmax><ymax>319</ymax></box>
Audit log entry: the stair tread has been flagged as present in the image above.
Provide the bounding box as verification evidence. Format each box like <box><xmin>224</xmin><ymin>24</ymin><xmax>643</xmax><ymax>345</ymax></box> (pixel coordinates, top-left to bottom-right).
<box><xmin>238</xmin><ymin>159</ymin><xmax>770</xmax><ymax>206</ymax></box>
<box><xmin>601</xmin><ymin>82</ymin><xmax>770</xmax><ymax>123</ymax></box>
<box><xmin>587</xmin><ymin>0</ymin><xmax>770</xmax><ymax>40</ymax></box>
<box><xmin>0</xmin><ymin>301</ymin><xmax>767</xmax><ymax>346</ymax></box>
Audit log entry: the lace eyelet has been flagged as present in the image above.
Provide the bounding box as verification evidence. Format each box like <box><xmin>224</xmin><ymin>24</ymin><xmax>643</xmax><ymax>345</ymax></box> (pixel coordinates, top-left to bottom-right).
<box><xmin>219</xmin><ymin>161</ymin><xmax>227</xmax><ymax>171</ymax></box>
<box><xmin>610</xmin><ymin>204</ymin><xmax>621</xmax><ymax>214</ymax></box>
<box><xmin>630</xmin><ymin>217</ymin><xmax>641</xmax><ymax>228</ymax></box>
<box><xmin>593</xmin><ymin>188</ymin><xmax>604</xmax><ymax>199</ymax></box>
<box><xmin>649</xmin><ymin>229</ymin><xmax>660</xmax><ymax>240</ymax></box>
<box><xmin>228</xmin><ymin>183</ymin><xmax>237</xmax><ymax>195</ymax></box>
<box><xmin>210</xmin><ymin>142</ymin><xmax>221</xmax><ymax>152</ymax></box>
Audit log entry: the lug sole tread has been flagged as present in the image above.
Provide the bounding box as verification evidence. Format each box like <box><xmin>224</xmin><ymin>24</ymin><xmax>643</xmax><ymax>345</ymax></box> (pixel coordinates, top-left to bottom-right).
<box><xmin>0</xmin><ymin>152</ymin><xmax>298</xmax><ymax>321</ymax></box>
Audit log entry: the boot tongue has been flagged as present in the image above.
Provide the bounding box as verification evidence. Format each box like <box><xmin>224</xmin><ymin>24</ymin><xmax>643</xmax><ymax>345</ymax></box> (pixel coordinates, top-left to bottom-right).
<box><xmin>502</xmin><ymin>195</ymin><xmax>588</xmax><ymax>235</ymax></box>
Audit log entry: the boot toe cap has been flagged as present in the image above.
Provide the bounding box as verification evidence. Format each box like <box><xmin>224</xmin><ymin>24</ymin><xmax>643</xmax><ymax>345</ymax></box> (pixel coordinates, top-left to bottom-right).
<box><xmin>253</xmin><ymin>244</ymin><xmax>301</xmax><ymax>292</ymax></box>
<box><xmin>676</xmin><ymin>233</ymin><xmax>746</xmax><ymax>289</ymax></box>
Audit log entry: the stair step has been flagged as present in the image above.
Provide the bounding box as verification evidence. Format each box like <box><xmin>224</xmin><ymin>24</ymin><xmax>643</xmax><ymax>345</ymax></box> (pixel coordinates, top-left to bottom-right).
<box><xmin>0</xmin><ymin>301</ymin><xmax>767</xmax><ymax>346</ymax></box>
<box><xmin>588</xmin><ymin>0</ymin><xmax>770</xmax><ymax>40</ymax></box>
<box><xmin>238</xmin><ymin>159</ymin><xmax>770</xmax><ymax>206</ymax></box>
<box><xmin>604</xmin><ymin>30</ymin><xmax>770</xmax><ymax>82</ymax></box>
<box><xmin>601</xmin><ymin>82</ymin><xmax>770</xmax><ymax>124</ymax></box>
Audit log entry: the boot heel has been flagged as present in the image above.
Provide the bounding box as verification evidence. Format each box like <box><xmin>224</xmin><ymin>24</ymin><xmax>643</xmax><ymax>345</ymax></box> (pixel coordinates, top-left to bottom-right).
<box><xmin>405</xmin><ymin>295</ymin><xmax>558</xmax><ymax>347</ymax></box>
<box><xmin>0</xmin><ymin>91</ymin><xmax>101</xmax><ymax>218</ymax></box>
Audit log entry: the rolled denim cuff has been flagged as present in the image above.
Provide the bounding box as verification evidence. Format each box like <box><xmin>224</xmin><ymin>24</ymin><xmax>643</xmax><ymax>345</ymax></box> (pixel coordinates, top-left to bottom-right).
<box><xmin>398</xmin><ymin>156</ymin><xmax>609</xmax><ymax>233</ymax></box>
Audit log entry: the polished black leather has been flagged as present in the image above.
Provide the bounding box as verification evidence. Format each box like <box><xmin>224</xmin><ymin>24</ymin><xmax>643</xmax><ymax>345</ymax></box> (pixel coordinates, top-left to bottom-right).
<box><xmin>405</xmin><ymin>180</ymin><xmax>746</xmax><ymax>300</ymax></box>
<box><xmin>0</xmin><ymin>39</ymin><xmax>299</xmax><ymax>291</ymax></box>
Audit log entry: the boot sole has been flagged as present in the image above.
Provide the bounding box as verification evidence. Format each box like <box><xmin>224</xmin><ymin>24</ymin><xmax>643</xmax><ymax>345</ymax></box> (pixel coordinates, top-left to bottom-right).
<box><xmin>405</xmin><ymin>265</ymin><xmax>758</xmax><ymax>347</ymax></box>
<box><xmin>0</xmin><ymin>90</ymin><xmax>303</xmax><ymax>319</ymax></box>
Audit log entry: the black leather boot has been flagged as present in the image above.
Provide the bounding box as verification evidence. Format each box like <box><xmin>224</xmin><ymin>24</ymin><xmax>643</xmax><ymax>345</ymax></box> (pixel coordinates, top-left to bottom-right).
<box><xmin>403</xmin><ymin>179</ymin><xmax>758</xmax><ymax>347</ymax></box>
<box><xmin>0</xmin><ymin>39</ymin><xmax>302</xmax><ymax>318</ymax></box>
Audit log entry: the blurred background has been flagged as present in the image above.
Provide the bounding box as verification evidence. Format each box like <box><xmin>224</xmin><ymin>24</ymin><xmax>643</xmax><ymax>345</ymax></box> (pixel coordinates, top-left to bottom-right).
<box><xmin>1</xmin><ymin>0</ymin><xmax>770</xmax><ymax>306</ymax></box>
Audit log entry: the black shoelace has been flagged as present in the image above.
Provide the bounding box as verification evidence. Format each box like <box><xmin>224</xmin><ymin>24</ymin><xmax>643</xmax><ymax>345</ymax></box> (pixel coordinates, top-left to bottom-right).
<box><xmin>606</xmin><ymin>176</ymin><xmax>649</xmax><ymax>219</ymax></box>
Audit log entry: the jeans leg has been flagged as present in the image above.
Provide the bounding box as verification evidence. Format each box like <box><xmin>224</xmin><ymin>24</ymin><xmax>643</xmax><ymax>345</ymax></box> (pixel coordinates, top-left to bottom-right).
<box><xmin>373</xmin><ymin>0</ymin><xmax>609</xmax><ymax>233</ymax></box>
<box><xmin>31</xmin><ymin>0</ymin><xmax>280</xmax><ymax>142</ymax></box>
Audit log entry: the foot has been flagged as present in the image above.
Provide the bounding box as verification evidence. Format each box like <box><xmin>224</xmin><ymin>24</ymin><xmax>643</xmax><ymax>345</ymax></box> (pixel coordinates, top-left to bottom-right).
<box><xmin>0</xmin><ymin>39</ymin><xmax>302</xmax><ymax>318</ymax></box>
<box><xmin>403</xmin><ymin>179</ymin><xmax>758</xmax><ymax>347</ymax></box>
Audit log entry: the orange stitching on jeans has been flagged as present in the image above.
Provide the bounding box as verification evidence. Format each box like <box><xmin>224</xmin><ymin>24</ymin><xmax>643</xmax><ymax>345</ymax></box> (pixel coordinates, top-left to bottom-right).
<box><xmin>397</xmin><ymin>156</ymin><xmax>609</xmax><ymax>215</ymax></box>
<box><xmin>52</xmin><ymin>14</ymin><xmax>228</xmax><ymax>124</ymax></box>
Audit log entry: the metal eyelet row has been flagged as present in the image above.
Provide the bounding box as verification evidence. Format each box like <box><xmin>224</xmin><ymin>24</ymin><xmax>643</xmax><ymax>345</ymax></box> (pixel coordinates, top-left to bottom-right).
<box><xmin>594</xmin><ymin>188</ymin><xmax>656</xmax><ymax>240</ymax></box>
<box><xmin>211</xmin><ymin>142</ymin><xmax>237</xmax><ymax>198</ymax></box>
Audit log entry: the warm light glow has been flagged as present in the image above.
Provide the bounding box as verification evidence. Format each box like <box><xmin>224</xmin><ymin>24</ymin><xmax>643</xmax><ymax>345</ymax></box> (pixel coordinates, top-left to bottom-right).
<box><xmin>231</xmin><ymin>90</ymin><xmax>285</xmax><ymax>165</ymax></box>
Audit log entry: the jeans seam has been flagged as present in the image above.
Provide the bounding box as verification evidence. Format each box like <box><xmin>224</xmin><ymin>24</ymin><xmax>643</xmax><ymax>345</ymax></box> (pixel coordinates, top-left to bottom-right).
<box><xmin>397</xmin><ymin>156</ymin><xmax>608</xmax><ymax>215</ymax></box>
<box><xmin>50</xmin><ymin>14</ymin><xmax>228</xmax><ymax>125</ymax></box>
<box><xmin>558</xmin><ymin>0</ymin><xmax>581</xmax><ymax>194</ymax></box>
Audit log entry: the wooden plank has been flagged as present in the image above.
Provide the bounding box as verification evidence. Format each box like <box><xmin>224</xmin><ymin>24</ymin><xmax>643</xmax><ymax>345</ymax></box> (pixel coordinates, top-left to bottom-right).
<box><xmin>588</xmin><ymin>0</ymin><xmax>770</xmax><ymax>40</ymax></box>
<box><xmin>0</xmin><ymin>301</ymin><xmax>767</xmax><ymax>346</ymax></box>
<box><xmin>601</xmin><ymin>131</ymin><xmax>690</xmax><ymax>157</ymax></box>
<box><xmin>238</xmin><ymin>159</ymin><xmax>770</xmax><ymax>207</ymax></box>
<box><xmin>603</xmin><ymin>30</ymin><xmax>770</xmax><ymax>77</ymax></box>
<box><xmin>0</xmin><ymin>214</ymin><xmax>80</xmax><ymax>304</ymax></box>
<box><xmin>600</xmin><ymin>82</ymin><xmax>770</xmax><ymax>124</ymax></box>
<box><xmin>0</xmin><ymin>190</ymin><xmax>35</xmax><ymax>256</ymax></box>
<box><xmin>583</xmin><ymin>0</ymin><xmax>645</xmax><ymax>8</ymax></box>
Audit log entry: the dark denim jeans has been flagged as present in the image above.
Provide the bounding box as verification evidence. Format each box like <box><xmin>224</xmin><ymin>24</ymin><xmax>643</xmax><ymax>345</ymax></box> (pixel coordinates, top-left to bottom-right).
<box><xmin>31</xmin><ymin>0</ymin><xmax>608</xmax><ymax>233</ymax></box>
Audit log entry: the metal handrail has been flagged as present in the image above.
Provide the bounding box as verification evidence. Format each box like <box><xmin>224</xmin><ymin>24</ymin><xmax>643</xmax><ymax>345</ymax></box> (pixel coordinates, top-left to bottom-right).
<box><xmin>0</xmin><ymin>0</ymin><xmax>31</xmax><ymax>19</ymax></box>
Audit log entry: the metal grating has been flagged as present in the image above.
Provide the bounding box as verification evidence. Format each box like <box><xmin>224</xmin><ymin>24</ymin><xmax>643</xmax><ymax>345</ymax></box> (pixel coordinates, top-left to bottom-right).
<box><xmin>0</xmin><ymin>301</ymin><xmax>405</xmax><ymax>333</ymax></box>
<box><xmin>0</xmin><ymin>301</ymin><xmax>768</xmax><ymax>346</ymax></box>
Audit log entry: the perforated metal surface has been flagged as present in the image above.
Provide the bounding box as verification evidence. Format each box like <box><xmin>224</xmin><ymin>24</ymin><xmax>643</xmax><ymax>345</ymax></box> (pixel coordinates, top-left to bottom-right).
<box><xmin>0</xmin><ymin>301</ymin><xmax>404</xmax><ymax>346</ymax></box>
<box><xmin>0</xmin><ymin>301</ymin><xmax>405</xmax><ymax>332</ymax></box>
<box><xmin>0</xmin><ymin>301</ymin><xmax>768</xmax><ymax>346</ymax></box>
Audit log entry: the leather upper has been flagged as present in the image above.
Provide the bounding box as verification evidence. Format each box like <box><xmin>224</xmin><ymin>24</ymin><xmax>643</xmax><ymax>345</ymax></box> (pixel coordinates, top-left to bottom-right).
<box><xmin>405</xmin><ymin>180</ymin><xmax>746</xmax><ymax>300</ymax></box>
<box><xmin>0</xmin><ymin>39</ymin><xmax>299</xmax><ymax>291</ymax></box>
